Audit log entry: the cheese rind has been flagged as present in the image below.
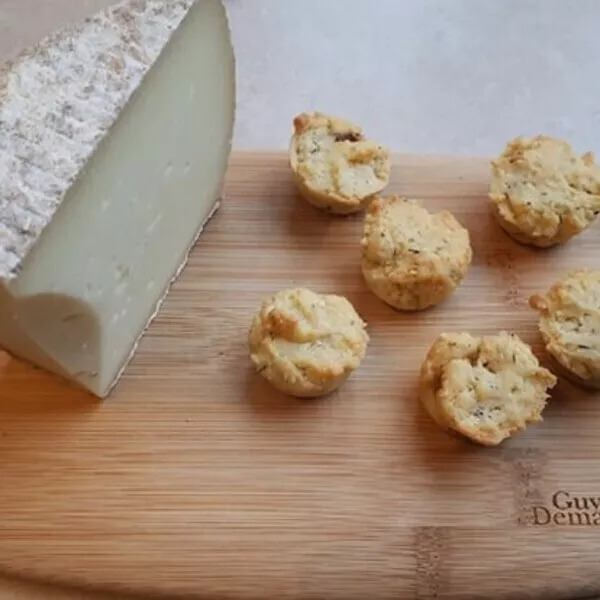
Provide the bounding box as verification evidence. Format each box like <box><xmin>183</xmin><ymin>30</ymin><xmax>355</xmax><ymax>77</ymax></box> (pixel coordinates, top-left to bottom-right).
<box><xmin>0</xmin><ymin>0</ymin><xmax>195</xmax><ymax>279</ymax></box>
<box><xmin>0</xmin><ymin>0</ymin><xmax>235</xmax><ymax>396</ymax></box>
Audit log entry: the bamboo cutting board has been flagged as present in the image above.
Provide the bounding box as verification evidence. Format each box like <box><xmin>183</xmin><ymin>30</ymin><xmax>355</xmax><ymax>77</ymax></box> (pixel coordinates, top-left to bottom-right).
<box><xmin>1</xmin><ymin>153</ymin><xmax>600</xmax><ymax>600</ymax></box>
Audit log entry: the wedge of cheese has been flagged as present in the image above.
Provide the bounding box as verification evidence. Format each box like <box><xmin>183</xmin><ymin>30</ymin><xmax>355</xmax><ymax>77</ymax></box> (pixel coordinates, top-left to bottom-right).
<box><xmin>0</xmin><ymin>0</ymin><xmax>235</xmax><ymax>397</ymax></box>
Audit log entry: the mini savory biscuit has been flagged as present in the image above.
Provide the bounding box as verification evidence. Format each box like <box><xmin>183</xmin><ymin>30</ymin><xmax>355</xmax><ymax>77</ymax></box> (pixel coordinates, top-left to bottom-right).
<box><xmin>530</xmin><ymin>269</ymin><xmax>600</xmax><ymax>389</ymax></box>
<box><xmin>289</xmin><ymin>111</ymin><xmax>390</xmax><ymax>214</ymax></box>
<box><xmin>419</xmin><ymin>332</ymin><xmax>557</xmax><ymax>446</ymax></box>
<box><xmin>490</xmin><ymin>135</ymin><xmax>600</xmax><ymax>247</ymax></box>
<box><xmin>248</xmin><ymin>287</ymin><xmax>369</xmax><ymax>397</ymax></box>
<box><xmin>361</xmin><ymin>196</ymin><xmax>472</xmax><ymax>310</ymax></box>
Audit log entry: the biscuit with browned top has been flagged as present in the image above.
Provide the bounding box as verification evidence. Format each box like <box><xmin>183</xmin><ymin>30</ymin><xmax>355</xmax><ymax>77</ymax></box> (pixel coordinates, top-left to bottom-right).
<box><xmin>419</xmin><ymin>332</ymin><xmax>557</xmax><ymax>446</ymax></box>
<box><xmin>289</xmin><ymin>112</ymin><xmax>390</xmax><ymax>214</ymax></box>
<box><xmin>248</xmin><ymin>287</ymin><xmax>369</xmax><ymax>397</ymax></box>
<box><xmin>361</xmin><ymin>196</ymin><xmax>472</xmax><ymax>310</ymax></box>
<box><xmin>490</xmin><ymin>136</ymin><xmax>600</xmax><ymax>247</ymax></box>
<box><xmin>530</xmin><ymin>269</ymin><xmax>600</xmax><ymax>389</ymax></box>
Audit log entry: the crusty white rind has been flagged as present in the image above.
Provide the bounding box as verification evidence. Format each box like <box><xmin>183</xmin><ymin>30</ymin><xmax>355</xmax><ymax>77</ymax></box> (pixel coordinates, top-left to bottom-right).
<box><xmin>0</xmin><ymin>0</ymin><xmax>195</xmax><ymax>279</ymax></box>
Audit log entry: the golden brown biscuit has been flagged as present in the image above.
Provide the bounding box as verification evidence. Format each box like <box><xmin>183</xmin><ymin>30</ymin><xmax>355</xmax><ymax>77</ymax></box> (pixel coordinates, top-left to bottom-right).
<box><xmin>490</xmin><ymin>135</ymin><xmax>600</xmax><ymax>247</ymax></box>
<box><xmin>530</xmin><ymin>269</ymin><xmax>600</xmax><ymax>389</ymax></box>
<box><xmin>361</xmin><ymin>196</ymin><xmax>472</xmax><ymax>310</ymax></box>
<box><xmin>248</xmin><ymin>287</ymin><xmax>369</xmax><ymax>397</ymax></box>
<box><xmin>289</xmin><ymin>111</ymin><xmax>390</xmax><ymax>214</ymax></box>
<box><xmin>419</xmin><ymin>332</ymin><xmax>557</xmax><ymax>446</ymax></box>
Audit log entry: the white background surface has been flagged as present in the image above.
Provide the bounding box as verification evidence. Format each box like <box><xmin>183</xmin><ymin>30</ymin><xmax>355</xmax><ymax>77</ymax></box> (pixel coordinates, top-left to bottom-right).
<box><xmin>2</xmin><ymin>0</ymin><xmax>599</xmax><ymax>157</ymax></box>
<box><xmin>226</xmin><ymin>0</ymin><xmax>600</xmax><ymax>156</ymax></box>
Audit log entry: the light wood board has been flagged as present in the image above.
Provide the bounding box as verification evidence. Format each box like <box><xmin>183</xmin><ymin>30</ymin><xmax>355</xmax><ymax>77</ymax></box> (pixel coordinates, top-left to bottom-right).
<box><xmin>1</xmin><ymin>153</ymin><xmax>600</xmax><ymax>600</ymax></box>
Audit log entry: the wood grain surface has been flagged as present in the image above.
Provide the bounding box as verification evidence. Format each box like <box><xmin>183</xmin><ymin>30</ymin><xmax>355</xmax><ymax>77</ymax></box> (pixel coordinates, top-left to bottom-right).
<box><xmin>1</xmin><ymin>153</ymin><xmax>600</xmax><ymax>600</ymax></box>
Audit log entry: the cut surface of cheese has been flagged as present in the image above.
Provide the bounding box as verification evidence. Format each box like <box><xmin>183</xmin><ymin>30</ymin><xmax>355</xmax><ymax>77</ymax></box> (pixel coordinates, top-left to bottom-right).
<box><xmin>0</xmin><ymin>0</ymin><xmax>235</xmax><ymax>397</ymax></box>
